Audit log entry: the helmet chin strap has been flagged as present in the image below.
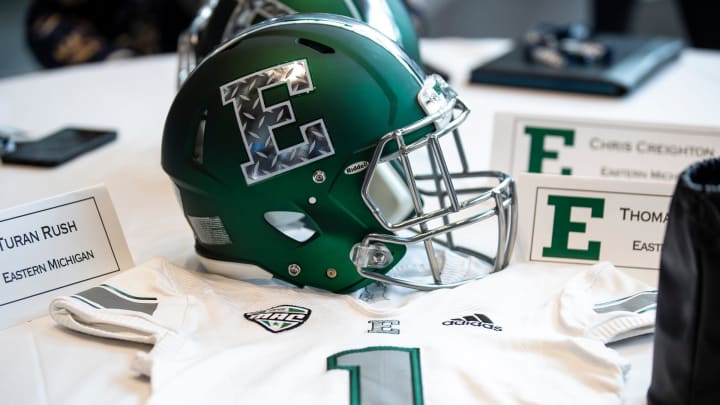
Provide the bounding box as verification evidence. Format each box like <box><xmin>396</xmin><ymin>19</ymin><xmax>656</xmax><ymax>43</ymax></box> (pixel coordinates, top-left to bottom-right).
<box><xmin>352</xmin><ymin>244</ymin><xmax>494</xmax><ymax>304</ymax></box>
<box><xmin>386</xmin><ymin>243</ymin><xmax>493</xmax><ymax>285</ymax></box>
<box><xmin>348</xmin><ymin>243</ymin><xmax>496</xmax><ymax>308</ymax></box>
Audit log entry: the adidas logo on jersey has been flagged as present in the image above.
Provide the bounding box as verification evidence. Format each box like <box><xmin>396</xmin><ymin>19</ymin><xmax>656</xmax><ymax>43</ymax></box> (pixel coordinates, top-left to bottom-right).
<box><xmin>244</xmin><ymin>305</ymin><xmax>311</xmax><ymax>333</ymax></box>
<box><xmin>443</xmin><ymin>313</ymin><xmax>502</xmax><ymax>331</ymax></box>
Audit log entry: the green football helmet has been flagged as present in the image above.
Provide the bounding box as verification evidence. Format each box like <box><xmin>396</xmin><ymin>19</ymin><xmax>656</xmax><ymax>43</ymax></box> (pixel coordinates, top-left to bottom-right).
<box><xmin>177</xmin><ymin>0</ymin><xmax>421</xmax><ymax>86</ymax></box>
<box><xmin>163</xmin><ymin>14</ymin><xmax>517</xmax><ymax>293</ymax></box>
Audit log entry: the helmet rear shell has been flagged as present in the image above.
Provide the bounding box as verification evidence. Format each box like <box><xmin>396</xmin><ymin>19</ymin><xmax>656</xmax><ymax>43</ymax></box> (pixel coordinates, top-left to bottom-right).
<box><xmin>196</xmin><ymin>0</ymin><xmax>421</xmax><ymax>64</ymax></box>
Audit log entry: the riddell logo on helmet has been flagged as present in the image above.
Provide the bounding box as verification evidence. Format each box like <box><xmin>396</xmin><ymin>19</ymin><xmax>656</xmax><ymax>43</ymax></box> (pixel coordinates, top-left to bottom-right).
<box><xmin>344</xmin><ymin>161</ymin><xmax>369</xmax><ymax>175</ymax></box>
<box><xmin>443</xmin><ymin>313</ymin><xmax>502</xmax><ymax>331</ymax></box>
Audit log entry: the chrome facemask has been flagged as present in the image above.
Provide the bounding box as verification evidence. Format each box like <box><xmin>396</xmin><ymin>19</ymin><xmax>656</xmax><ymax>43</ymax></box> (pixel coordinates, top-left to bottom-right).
<box><xmin>352</xmin><ymin>74</ymin><xmax>517</xmax><ymax>291</ymax></box>
<box><xmin>177</xmin><ymin>0</ymin><xmax>218</xmax><ymax>87</ymax></box>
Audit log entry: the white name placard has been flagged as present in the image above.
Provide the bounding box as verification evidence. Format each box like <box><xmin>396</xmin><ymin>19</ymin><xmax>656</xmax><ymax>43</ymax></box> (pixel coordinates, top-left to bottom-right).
<box><xmin>516</xmin><ymin>173</ymin><xmax>674</xmax><ymax>273</ymax></box>
<box><xmin>0</xmin><ymin>185</ymin><xmax>134</xmax><ymax>330</ymax></box>
<box><xmin>492</xmin><ymin>112</ymin><xmax>720</xmax><ymax>182</ymax></box>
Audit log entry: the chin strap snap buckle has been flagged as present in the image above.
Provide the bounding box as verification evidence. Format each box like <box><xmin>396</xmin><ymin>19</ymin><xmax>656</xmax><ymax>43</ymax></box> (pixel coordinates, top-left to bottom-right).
<box><xmin>350</xmin><ymin>243</ymin><xmax>394</xmax><ymax>269</ymax></box>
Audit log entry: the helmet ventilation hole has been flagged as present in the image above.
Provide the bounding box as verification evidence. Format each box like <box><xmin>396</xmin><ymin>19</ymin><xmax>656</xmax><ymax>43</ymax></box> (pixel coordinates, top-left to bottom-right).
<box><xmin>296</xmin><ymin>38</ymin><xmax>335</xmax><ymax>54</ymax></box>
<box><xmin>193</xmin><ymin>109</ymin><xmax>207</xmax><ymax>164</ymax></box>
<box><xmin>264</xmin><ymin>211</ymin><xmax>318</xmax><ymax>243</ymax></box>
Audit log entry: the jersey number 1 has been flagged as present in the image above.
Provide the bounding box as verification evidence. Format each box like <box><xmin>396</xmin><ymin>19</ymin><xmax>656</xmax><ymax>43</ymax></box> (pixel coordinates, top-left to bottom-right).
<box><xmin>327</xmin><ymin>346</ymin><xmax>424</xmax><ymax>405</ymax></box>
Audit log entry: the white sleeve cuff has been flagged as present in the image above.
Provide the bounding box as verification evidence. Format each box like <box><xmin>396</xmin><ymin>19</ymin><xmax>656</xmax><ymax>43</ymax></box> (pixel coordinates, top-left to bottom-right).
<box><xmin>559</xmin><ymin>262</ymin><xmax>657</xmax><ymax>343</ymax></box>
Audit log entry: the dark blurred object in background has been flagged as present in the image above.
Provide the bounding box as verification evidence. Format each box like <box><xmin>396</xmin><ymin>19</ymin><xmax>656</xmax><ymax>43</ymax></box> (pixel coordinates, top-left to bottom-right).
<box><xmin>593</xmin><ymin>0</ymin><xmax>719</xmax><ymax>49</ymax></box>
<box><xmin>592</xmin><ymin>0</ymin><xmax>634</xmax><ymax>33</ymax></box>
<box><xmin>26</xmin><ymin>0</ymin><xmax>200</xmax><ymax>68</ymax></box>
<box><xmin>674</xmin><ymin>0</ymin><xmax>720</xmax><ymax>49</ymax></box>
<box><xmin>648</xmin><ymin>157</ymin><xmax>720</xmax><ymax>404</ymax></box>
<box><xmin>413</xmin><ymin>0</ymin><xmax>717</xmax><ymax>50</ymax></box>
<box><xmin>22</xmin><ymin>0</ymin><xmax>720</xmax><ymax>71</ymax></box>
<box><xmin>523</xmin><ymin>22</ymin><xmax>612</xmax><ymax>69</ymax></box>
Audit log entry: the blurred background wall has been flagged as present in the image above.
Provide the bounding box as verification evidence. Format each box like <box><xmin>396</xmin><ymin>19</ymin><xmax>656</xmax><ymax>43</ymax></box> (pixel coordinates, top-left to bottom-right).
<box><xmin>0</xmin><ymin>0</ymin><xmax>688</xmax><ymax>79</ymax></box>
<box><xmin>414</xmin><ymin>0</ymin><xmax>686</xmax><ymax>39</ymax></box>
<box><xmin>0</xmin><ymin>0</ymin><xmax>42</xmax><ymax>78</ymax></box>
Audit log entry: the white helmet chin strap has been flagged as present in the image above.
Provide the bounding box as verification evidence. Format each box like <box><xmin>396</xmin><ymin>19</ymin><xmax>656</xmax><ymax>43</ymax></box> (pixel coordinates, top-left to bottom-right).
<box><xmin>387</xmin><ymin>244</ymin><xmax>494</xmax><ymax>286</ymax></box>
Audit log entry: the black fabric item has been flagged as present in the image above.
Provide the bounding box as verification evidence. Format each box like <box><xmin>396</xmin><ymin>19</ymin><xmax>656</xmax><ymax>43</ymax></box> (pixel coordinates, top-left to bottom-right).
<box><xmin>648</xmin><ymin>157</ymin><xmax>720</xmax><ymax>404</ymax></box>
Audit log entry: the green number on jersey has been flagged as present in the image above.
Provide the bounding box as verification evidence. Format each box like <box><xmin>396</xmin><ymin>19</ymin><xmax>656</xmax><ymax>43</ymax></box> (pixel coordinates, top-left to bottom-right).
<box><xmin>327</xmin><ymin>346</ymin><xmax>424</xmax><ymax>405</ymax></box>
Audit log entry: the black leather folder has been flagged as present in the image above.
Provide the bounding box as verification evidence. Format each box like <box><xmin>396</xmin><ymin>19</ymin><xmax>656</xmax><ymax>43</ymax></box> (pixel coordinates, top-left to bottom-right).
<box><xmin>470</xmin><ymin>34</ymin><xmax>684</xmax><ymax>96</ymax></box>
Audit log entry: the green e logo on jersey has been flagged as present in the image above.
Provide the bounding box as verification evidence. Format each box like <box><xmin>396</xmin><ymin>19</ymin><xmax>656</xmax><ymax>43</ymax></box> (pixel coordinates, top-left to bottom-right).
<box><xmin>543</xmin><ymin>195</ymin><xmax>605</xmax><ymax>260</ymax></box>
<box><xmin>525</xmin><ymin>126</ymin><xmax>575</xmax><ymax>175</ymax></box>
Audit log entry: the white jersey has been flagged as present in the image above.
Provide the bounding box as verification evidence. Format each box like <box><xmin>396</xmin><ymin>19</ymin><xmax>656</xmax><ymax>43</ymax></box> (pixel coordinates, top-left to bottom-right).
<box><xmin>50</xmin><ymin>258</ymin><xmax>656</xmax><ymax>405</ymax></box>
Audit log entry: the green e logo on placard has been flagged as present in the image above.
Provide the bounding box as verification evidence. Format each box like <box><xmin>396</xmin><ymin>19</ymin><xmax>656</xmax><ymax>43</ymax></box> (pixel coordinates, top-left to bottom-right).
<box><xmin>526</xmin><ymin>127</ymin><xmax>575</xmax><ymax>175</ymax></box>
<box><xmin>543</xmin><ymin>195</ymin><xmax>605</xmax><ymax>260</ymax></box>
